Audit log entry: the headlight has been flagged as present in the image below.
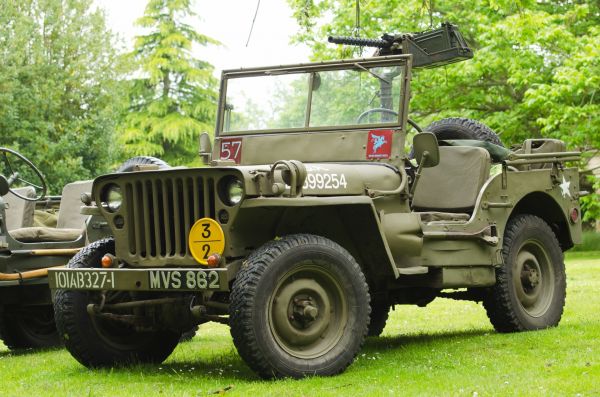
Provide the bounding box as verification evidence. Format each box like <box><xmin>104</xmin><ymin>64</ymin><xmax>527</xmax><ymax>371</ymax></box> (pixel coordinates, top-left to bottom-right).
<box><xmin>105</xmin><ymin>185</ymin><xmax>122</xmax><ymax>212</ymax></box>
<box><xmin>227</xmin><ymin>179</ymin><xmax>244</xmax><ymax>205</ymax></box>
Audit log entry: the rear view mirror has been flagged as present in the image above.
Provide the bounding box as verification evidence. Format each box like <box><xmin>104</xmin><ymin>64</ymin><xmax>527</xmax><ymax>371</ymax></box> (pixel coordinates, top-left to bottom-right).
<box><xmin>413</xmin><ymin>133</ymin><xmax>440</xmax><ymax>168</ymax></box>
<box><xmin>199</xmin><ymin>132</ymin><xmax>213</xmax><ymax>165</ymax></box>
<box><xmin>0</xmin><ymin>175</ymin><xmax>8</xmax><ymax>196</ymax></box>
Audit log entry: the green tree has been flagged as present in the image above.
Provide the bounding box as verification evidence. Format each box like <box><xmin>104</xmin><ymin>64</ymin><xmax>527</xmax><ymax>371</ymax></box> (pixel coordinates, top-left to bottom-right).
<box><xmin>288</xmin><ymin>0</ymin><xmax>600</xmax><ymax>222</ymax></box>
<box><xmin>0</xmin><ymin>0</ymin><xmax>122</xmax><ymax>193</ymax></box>
<box><xmin>119</xmin><ymin>0</ymin><xmax>218</xmax><ymax>165</ymax></box>
<box><xmin>289</xmin><ymin>0</ymin><xmax>599</xmax><ymax>145</ymax></box>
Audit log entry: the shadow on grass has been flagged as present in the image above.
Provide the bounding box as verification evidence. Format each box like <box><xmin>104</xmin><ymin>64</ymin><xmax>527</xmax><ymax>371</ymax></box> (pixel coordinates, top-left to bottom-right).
<box><xmin>67</xmin><ymin>327</ymin><xmax>499</xmax><ymax>382</ymax></box>
<box><xmin>0</xmin><ymin>345</ymin><xmax>63</xmax><ymax>358</ymax></box>
<box><xmin>69</xmin><ymin>353</ymin><xmax>259</xmax><ymax>382</ymax></box>
<box><xmin>364</xmin><ymin>327</ymin><xmax>492</xmax><ymax>351</ymax></box>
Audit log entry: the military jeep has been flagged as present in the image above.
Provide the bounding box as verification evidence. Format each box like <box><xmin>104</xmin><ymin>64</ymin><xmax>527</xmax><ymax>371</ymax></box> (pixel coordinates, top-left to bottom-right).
<box><xmin>0</xmin><ymin>150</ymin><xmax>171</xmax><ymax>350</ymax></box>
<box><xmin>0</xmin><ymin>148</ymin><xmax>102</xmax><ymax>349</ymax></box>
<box><xmin>49</xmin><ymin>24</ymin><xmax>582</xmax><ymax>378</ymax></box>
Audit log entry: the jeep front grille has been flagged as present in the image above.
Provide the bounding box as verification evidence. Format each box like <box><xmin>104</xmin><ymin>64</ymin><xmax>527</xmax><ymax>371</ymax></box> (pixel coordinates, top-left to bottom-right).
<box><xmin>123</xmin><ymin>176</ymin><xmax>216</xmax><ymax>260</ymax></box>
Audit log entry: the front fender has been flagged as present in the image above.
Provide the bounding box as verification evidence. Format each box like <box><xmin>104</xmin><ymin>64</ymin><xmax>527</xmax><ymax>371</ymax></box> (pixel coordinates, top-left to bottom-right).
<box><xmin>234</xmin><ymin>196</ymin><xmax>400</xmax><ymax>278</ymax></box>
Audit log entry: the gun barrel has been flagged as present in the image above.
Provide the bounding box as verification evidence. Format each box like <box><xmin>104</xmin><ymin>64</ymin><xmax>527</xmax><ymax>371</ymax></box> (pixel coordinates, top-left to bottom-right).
<box><xmin>328</xmin><ymin>36</ymin><xmax>390</xmax><ymax>48</ymax></box>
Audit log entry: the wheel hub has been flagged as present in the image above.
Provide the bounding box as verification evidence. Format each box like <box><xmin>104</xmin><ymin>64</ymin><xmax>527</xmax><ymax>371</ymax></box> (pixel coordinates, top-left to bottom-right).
<box><xmin>292</xmin><ymin>296</ymin><xmax>319</xmax><ymax>325</ymax></box>
<box><xmin>521</xmin><ymin>264</ymin><xmax>540</xmax><ymax>291</ymax></box>
<box><xmin>269</xmin><ymin>264</ymin><xmax>347</xmax><ymax>359</ymax></box>
<box><xmin>513</xmin><ymin>241</ymin><xmax>555</xmax><ymax>317</ymax></box>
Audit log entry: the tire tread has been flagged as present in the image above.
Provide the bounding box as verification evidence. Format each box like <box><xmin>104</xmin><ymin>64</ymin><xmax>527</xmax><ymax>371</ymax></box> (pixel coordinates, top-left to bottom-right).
<box><xmin>230</xmin><ymin>234</ymin><xmax>370</xmax><ymax>378</ymax></box>
<box><xmin>483</xmin><ymin>214</ymin><xmax>565</xmax><ymax>332</ymax></box>
<box><xmin>367</xmin><ymin>302</ymin><xmax>390</xmax><ymax>337</ymax></box>
<box><xmin>116</xmin><ymin>156</ymin><xmax>170</xmax><ymax>172</ymax></box>
<box><xmin>426</xmin><ymin>117</ymin><xmax>504</xmax><ymax>147</ymax></box>
<box><xmin>54</xmin><ymin>238</ymin><xmax>179</xmax><ymax>367</ymax></box>
<box><xmin>0</xmin><ymin>306</ymin><xmax>60</xmax><ymax>350</ymax></box>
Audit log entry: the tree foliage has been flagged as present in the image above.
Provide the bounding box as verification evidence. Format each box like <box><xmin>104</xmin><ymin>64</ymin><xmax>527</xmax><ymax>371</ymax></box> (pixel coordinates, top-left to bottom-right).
<box><xmin>0</xmin><ymin>0</ymin><xmax>122</xmax><ymax>193</ymax></box>
<box><xmin>288</xmin><ymin>0</ymin><xmax>600</xmax><ymax>222</ymax></box>
<box><xmin>118</xmin><ymin>0</ymin><xmax>218</xmax><ymax>165</ymax></box>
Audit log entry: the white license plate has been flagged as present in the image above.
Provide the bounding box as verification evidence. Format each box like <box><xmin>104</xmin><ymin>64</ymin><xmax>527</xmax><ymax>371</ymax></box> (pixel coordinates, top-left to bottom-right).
<box><xmin>53</xmin><ymin>270</ymin><xmax>115</xmax><ymax>290</ymax></box>
<box><xmin>148</xmin><ymin>270</ymin><xmax>220</xmax><ymax>290</ymax></box>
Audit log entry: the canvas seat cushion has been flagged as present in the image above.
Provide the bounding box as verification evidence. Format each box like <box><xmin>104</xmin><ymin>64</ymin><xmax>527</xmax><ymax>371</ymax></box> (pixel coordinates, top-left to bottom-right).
<box><xmin>33</xmin><ymin>209</ymin><xmax>58</xmax><ymax>228</ymax></box>
<box><xmin>412</xmin><ymin>146</ymin><xmax>491</xmax><ymax>212</ymax></box>
<box><xmin>3</xmin><ymin>187</ymin><xmax>36</xmax><ymax>230</ymax></box>
<box><xmin>57</xmin><ymin>180</ymin><xmax>93</xmax><ymax>229</ymax></box>
<box><xmin>6</xmin><ymin>180</ymin><xmax>92</xmax><ymax>243</ymax></box>
<box><xmin>9</xmin><ymin>226</ymin><xmax>83</xmax><ymax>243</ymax></box>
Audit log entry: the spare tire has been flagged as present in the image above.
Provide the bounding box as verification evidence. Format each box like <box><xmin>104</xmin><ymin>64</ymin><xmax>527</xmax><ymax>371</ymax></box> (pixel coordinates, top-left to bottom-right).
<box><xmin>425</xmin><ymin>117</ymin><xmax>504</xmax><ymax>147</ymax></box>
<box><xmin>116</xmin><ymin>156</ymin><xmax>170</xmax><ymax>172</ymax></box>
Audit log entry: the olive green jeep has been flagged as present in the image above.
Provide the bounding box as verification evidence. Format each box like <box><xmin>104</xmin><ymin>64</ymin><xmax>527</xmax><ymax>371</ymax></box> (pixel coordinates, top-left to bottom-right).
<box><xmin>49</xmin><ymin>24</ymin><xmax>582</xmax><ymax>378</ymax></box>
<box><xmin>0</xmin><ymin>148</ymin><xmax>103</xmax><ymax>349</ymax></box>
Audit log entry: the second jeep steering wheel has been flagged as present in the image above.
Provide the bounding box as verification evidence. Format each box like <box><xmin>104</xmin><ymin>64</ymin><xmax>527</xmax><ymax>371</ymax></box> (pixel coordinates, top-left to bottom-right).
<box><xmin>0</xmin><ymin>147</ymin><xmax>48</xmax><ymax>201</ymax></box>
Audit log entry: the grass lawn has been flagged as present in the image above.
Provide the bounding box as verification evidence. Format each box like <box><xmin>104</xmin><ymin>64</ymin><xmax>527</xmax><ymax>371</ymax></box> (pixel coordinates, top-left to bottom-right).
<box><xmin>1</xmin><ymin>252</ymin><xmax>598</xmax><ymax>396</ymax></box>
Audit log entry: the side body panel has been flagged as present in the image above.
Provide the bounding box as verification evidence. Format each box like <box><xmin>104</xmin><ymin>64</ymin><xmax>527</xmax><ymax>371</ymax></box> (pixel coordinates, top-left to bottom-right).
<box><xmin>420</xmin><ymin>166</ymin><xmax>580</xmax><ymax>268</ymax></box>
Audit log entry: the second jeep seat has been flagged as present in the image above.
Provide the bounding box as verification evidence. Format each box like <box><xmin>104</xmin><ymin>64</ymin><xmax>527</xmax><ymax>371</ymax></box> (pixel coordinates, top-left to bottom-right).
<box><xmin>9</xmin><ymin>181</ymin><xmax>92</xmax><ymax>243</ymax></box>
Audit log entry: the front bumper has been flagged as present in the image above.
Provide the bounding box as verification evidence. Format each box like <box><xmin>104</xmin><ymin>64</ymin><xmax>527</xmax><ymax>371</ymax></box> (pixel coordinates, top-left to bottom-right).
<box><xmin>48</xmin><ymin>268</ymin><xmax>229</xmax><ymax>292</ymax></box>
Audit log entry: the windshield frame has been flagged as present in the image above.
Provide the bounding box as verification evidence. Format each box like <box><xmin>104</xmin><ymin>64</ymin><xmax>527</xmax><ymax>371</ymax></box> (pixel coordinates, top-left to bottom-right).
<box><xmin>216</xmin><ymin>54</ymin><xmax>411</xmax><ymax>136</ymax></box>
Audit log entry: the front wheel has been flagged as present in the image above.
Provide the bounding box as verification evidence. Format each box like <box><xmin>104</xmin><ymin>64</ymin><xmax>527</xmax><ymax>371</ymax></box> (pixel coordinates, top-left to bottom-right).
<box><xmin>54</xmin><ymin>238</ymin><xmax>180</xmax><ymax>367</ymax></box>
<box><xmin>483</xmin><ymin>215</ymin><xmax>566</xmax><ymax>332</ymax></box>
<box><xmin>229</xmin><ymin>234</ymin><xmax>370</xmax><ymax>379</ymax></box>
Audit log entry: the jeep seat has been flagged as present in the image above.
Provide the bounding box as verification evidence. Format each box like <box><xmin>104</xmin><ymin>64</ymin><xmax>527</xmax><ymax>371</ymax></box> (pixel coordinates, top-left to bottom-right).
<box><xmin>412</xmin><ymin>146</ymin><xmax>491</xmax><ymax>215</ymax></box>
<box><xmin>2</xmin><ymin>187</ymin><xmax>36</xmax><ymax>231</ymax></box>
<box><xmin>9</xmin><ymin>181</ymin><xmax>92</xmax><ymax>243</ymax></box>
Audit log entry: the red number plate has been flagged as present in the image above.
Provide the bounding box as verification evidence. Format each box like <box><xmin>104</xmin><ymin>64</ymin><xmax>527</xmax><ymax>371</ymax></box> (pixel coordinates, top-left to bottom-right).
<box><xmin>220</xmin><ymin>138</ymin><xmax>242</xmax><ymax>164</ymax></box>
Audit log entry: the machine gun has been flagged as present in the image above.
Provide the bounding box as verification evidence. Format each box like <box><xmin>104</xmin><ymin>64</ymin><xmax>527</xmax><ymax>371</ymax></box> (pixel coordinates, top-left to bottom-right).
<box><xmin>328</xmin><ymin>22</ymin><xmax>473</xmax><ymax>68</ymax></box>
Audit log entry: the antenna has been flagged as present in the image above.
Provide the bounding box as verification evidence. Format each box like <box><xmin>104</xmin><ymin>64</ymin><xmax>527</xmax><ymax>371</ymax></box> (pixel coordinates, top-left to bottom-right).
<box><xmin>354</xmin><ymin>0</ymin><xmax>360</xmax><ymax>37</ymax></box>
<box><xmin>354</xmin><ymin>0</ymin><xmax>363</xmax><ymax>56</ymax></box>
<box><xmin>246</xmin><ymin>0</ymin><xmax>261</xmax><ymax>47</ymax></box>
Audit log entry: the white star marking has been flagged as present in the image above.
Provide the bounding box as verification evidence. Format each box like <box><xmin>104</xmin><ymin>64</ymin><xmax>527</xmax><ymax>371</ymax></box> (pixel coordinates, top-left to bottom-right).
<box><xmin>559</xmin><ymin>176</ymin><xmax>571</xmax><ymax>198</ymax></box>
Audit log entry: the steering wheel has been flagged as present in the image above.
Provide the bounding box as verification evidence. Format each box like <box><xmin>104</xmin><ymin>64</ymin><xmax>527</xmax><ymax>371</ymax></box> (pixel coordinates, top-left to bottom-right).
<box><xmin>356</xmin><ymin>109</ymin><xmax>424</xmax><ymax>133</ymax></box>
<box><xmin>357</xmin><ymin>108</ymin><xmax>399</xmax><ymax>124</ymax></box>
<box><xmin>0</xmin><ymin>147</ymin><xmax>47</xmax><ymax>201</ymax></box>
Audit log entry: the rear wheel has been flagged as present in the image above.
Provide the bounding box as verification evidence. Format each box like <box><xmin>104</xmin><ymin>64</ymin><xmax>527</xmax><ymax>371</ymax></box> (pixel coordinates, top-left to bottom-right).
<box><xmin>230</xmin><ymin>234</ymin><xmax>370</xmax><ymax>378</ymax></box>
<box><xmin>0</xmin><ymin>305</ymin><xmax>60</xmax><ymax>350</ymax></box>
<box><xmin>54</xmin><ymin>238</ymin><xmax>180</xmax><ymax>367</ymax></box>
<box><xmin>483</xmin><ymin>215</ymin><xmax>566</xmax><ymax>332</ymax></box>
<box><xmin>367</xmin><ymin>301</ymin><xmax>390</xmax><ymax>337</ymax></box>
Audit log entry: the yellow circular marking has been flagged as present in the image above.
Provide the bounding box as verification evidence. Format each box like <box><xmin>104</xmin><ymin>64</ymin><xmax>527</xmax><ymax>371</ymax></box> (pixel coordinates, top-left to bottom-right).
<box><xmin>188</xmin><ymin>218</ymin><xmax>225</xmax><ymax>265</ymax></box>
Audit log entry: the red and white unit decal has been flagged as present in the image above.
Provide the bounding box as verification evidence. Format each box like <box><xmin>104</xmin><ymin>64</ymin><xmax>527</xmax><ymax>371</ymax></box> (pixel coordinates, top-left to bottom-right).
<box><xmin>220</xmin><ymin>138</ymin><xmax>242</xmax><ymax>164</ymax></box>
<box><xmin>366</xmin><ymin>129</ymin><xmax>393</xmax><ymax>159</ymax></box>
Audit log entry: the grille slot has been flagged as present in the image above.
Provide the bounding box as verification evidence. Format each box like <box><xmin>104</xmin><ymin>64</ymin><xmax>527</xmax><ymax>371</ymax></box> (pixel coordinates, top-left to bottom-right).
<box><xmin>123</xmin><ymin>175</ymin><xmax>215</xmax><ymax>260</ymax></box>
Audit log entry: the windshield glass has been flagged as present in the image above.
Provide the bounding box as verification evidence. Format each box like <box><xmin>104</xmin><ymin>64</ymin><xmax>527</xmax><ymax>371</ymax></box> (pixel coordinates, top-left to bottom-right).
<box><xmin>225</xmin><ymin>74</ymin><xmax>309</xmax><ymax>131</ymax></box>
<box><xmin>222</xmin><ymin>62</ymin><xmax>404</xmax><ymax>133</ymax></box>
